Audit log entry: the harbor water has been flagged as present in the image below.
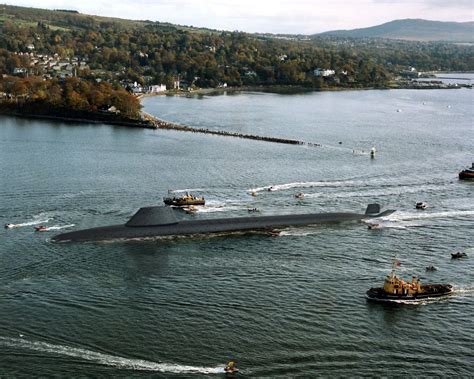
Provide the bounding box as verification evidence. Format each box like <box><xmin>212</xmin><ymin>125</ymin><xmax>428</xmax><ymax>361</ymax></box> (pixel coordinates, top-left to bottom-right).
<box><xmin>0</xmin><ymin>84</ymin><xmax>473</xmax><ymax>376</ymax></box>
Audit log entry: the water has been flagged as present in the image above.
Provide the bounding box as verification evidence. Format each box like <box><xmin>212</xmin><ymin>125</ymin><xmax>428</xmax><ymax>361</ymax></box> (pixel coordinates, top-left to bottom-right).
<box><xmin>1</xmin><ymin>86</ymin><xmax>473</xmax><ymax>377</ymax></box>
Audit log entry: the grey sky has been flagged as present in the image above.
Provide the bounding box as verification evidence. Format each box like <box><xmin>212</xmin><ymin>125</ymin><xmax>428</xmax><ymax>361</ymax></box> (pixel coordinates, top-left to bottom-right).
<box><xmin>4</xmin><ymin>0</ymin><xmax>474</xmax><ymax>34</ymax></box>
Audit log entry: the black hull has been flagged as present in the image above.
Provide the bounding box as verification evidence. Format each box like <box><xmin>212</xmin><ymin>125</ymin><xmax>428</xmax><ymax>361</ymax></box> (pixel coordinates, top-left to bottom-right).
<box><xmin>459</xmin><ymin>171</ymin><xmax>474</xmax><ymax>180</ymax></box>
<box><xmin>366</xmin><ymin>284</ymin><xmax>453</xmax><ymax>302</ymax></box>
<box><xmin>52</xmin><ymin>205</ymin><xmax>395</xmax><ymax>243</ymax></box>
<box><xmin>163</xmin><ymin>199</ymin><xmax>205</xmax><ymax>206</ymax></box>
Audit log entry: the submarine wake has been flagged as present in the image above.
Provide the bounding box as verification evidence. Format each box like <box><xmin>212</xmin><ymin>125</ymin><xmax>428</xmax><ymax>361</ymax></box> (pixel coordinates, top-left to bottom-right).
<box><xmin>0</xmin><ymin>337</ymin><xmax>224</xmax><ymax>374</ymax></box>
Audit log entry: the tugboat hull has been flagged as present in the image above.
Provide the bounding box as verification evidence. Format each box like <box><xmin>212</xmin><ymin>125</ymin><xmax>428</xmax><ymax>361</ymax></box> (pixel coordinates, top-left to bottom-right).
<box><xmin>163</xmin><ymin>198</ymin><xmax>205</xmax><ymax>206</ymax></box>
<box><xmin>459</xmin><ymin>171</ymin><xmax>474</xmax><ymax>180</ymax></box>
<box><xmin>366</xmin><ymin>284</ymin><xmax>453</xmax><ymax>302</ymax></box>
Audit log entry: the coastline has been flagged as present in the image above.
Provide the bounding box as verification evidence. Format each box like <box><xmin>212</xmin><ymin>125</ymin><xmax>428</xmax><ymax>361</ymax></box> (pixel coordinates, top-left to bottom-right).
<box><xmin>1</xmin><ymin>79</ymin><xmax>470</xmax><ymax>146</ymax></box>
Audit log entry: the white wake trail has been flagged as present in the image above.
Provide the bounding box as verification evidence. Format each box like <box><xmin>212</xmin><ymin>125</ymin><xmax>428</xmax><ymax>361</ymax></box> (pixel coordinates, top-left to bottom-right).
<box><xmin>0</xmin><ymin>337</ymin><xmax>224</xmax><ymax>374</ymax></box>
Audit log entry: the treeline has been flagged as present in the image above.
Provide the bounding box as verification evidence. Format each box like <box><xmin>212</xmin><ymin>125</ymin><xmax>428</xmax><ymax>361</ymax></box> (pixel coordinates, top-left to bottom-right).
<box><xmin>0</xmin><ymin>76</ymin><xmax>141</xmax><ymax>118</ymax></box>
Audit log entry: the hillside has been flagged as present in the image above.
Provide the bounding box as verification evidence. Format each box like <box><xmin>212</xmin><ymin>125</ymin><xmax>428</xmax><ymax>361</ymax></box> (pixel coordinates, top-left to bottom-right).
<box><xmin>0</xmin><ymin>4</ymin><xmax>473</xmax><ymax>97</ymax></box>
<box><xmin>318</xmin><ymin>19</ymin><xmax>474</xmax><ymax>42</ymax></box>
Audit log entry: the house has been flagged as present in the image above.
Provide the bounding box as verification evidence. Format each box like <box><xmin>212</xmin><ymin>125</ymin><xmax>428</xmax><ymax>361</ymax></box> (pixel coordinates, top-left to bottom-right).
<box><xmin>149</xmin><ymin>84</ymin><xmax>167</xmax><ymax>93</ymax></box>
<box><xmin>313</xmin><ymin>68</ymin><xmax>335</xmax><ymax>77</ymax></box>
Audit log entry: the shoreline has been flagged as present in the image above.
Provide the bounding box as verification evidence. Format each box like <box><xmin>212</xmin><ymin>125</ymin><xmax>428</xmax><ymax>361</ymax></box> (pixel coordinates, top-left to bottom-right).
<box><xmin>1</xmin><ymin>80</ymin><xmax>471</xmax><ymax>146</ymax></box>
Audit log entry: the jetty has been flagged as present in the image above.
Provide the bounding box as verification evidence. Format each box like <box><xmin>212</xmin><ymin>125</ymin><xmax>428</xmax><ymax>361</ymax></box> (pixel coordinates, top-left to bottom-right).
<box><xmin>141</xmin><ymin>111</ymin><xmax>321</xmax><ymax>147</ymax></box>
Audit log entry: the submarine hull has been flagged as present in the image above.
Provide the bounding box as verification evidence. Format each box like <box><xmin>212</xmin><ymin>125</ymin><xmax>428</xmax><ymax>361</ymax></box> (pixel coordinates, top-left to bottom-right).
<box><xmin>52</xmin><ymin>205</ymin><xmax>395</xmax><ymax>243</ymax></box>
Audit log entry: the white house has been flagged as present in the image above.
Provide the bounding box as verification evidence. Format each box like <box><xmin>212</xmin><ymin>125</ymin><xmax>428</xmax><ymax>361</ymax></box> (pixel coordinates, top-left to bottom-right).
<box><xmin>149</xmin><ymin>84</ymin><xmax>167</xmax><ymax>93</ymax></box>
<box><xmin>313</xmin><ymin>68</ymin><xmax>335</xmax><ymax>77</ymax></box>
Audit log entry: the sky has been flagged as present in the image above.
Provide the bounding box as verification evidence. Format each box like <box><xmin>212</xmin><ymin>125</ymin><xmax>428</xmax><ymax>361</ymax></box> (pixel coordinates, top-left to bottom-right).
<box><xmin>4</xmin><ymin>0</ymin><xmax>474</xmax><ymax>34</ymax></box>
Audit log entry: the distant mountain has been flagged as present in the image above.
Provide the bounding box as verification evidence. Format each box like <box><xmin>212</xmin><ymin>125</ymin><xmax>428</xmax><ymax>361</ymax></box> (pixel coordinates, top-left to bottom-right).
<box><xmin>317</xmin><ymin>19</ymin><xmax>474</xmax><ymax>42</ymax></box>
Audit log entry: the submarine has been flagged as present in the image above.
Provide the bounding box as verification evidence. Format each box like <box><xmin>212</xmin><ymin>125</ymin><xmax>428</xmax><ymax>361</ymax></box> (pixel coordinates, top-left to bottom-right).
<box><xmin>52</xmin><ymin>203</ymin><xmax>395</xmax><ymax>243</ymax></box>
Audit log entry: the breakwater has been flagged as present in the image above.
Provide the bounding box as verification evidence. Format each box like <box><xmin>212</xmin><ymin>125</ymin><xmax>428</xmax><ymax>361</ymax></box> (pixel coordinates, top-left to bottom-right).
<box><xmin>141</xmin><ymin>111</ymin><xmax>321</xmax><ymax>147</ymax></box>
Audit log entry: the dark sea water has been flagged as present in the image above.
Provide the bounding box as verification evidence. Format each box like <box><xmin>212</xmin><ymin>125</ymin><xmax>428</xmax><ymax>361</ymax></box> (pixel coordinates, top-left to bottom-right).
<box><xmin>1</xmin><ymin>85</ymin><xmax>473</xmax><ymax>377</ymax></box>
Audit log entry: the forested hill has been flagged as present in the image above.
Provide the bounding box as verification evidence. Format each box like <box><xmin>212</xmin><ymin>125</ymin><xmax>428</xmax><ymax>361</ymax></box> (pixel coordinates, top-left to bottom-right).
<box><xmin>318</xmin><ymin>19</ymin><xmax>474</xmax><ymax>43</ymax></box>
<box><xmin>0</xmin><ymin>4</ymin><xmax>473</xmax><ymax>95</ymax></box>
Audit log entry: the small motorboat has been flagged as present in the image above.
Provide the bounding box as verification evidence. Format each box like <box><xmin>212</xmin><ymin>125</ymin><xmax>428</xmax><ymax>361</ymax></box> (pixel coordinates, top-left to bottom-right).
<box><xmin>247</xmin><ymin>207</ymin><xmax>259</xmax><ymax>213</ymax></box>
<box><xmin>34</xmin><ymin>225</ymin><xmax>49</xmax><ymax>232</ymax></box>
<box><xmin>425</xmin><ymin>265</ymin><xmax>437</xmax><ymax>272</ymax></box>
<box><xmin>366</xmin><ymin>259</ymin><xmax>453</xmax><ymax>302</ymax></box>
<box><xmin>367</xmin><ymin>223</ymin><xmax>381</xmax><ymax>230</ymax></box>
<box><xmin>224</xmin><ymin>361</ymin><xmax>239</xmax><ymax>374</ymax></box>
<box><xmin>294</xmin><ymin>192</ymin><xmax>304</xmax><ymax>199</ymax></box>
<box><xmin>250</xmin><ymin>191</ymin><xmax>257</xmax><ymax>197</ymax></box>
<box><xmin>267</xmin><ymin>186</ymin><xmax>276</xmax><ymax>192</ymax></box>
<box><xmin>451</xmin><ymin>252</ymin><xmax>467</xmax><ymax>259</ymax></box>
<box><xmin>415</xmin><ymin>202</ymin><xmax>427</xmax><ymax>210</ymax></box>
<box><xmin>183</xmin><ymin>205</ymin><xmax>198</xmax><ymax>214</ymax></box>
<box><xmin>370</xmin><ymin>147</ymin><xmax>376</xmax><ymax>159</ymax></box>
<box><xmin>459</xmin><ymin>163</ymin><xmax>474</xmax><ymax>180</ymax></box>
<box><xmin>5</xmin><ymin>223</ymin><xmax>18</xmax><ymax>229</ymax></box>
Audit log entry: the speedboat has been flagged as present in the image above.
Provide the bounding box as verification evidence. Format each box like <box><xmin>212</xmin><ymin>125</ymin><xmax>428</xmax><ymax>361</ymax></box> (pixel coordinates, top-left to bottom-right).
<box><xmin>34</xmin><ymin>225</ymin><xmax>49</xmax><ymax>232</ymax></box>
<box><xmin>459</xmin><ymin>163</ymin><xmax>474</xmax><ymax>180</ymax></box>
<box><xmin>367</xmin><ymin>223</ymin><xmax>381</xmax><ymax>230</ymax></box>
<box><xmin>224</xmin><ymin>361</ymin><xmax>239</xmax><ymax>374</ymax></box>
<box><xmin>4</xmin><ymin>223</ymin><xmax>18</xmax><ymax>229</ymax></box>
<box><xmin>295</xmin><ymin>192</ymin><xmax>304</xmax><ymax>199</ymax></box>
<box><xmin>415</xmin><ymin>202</ymin><xmax>427</xmax><ymax>210</ymax></box>
<box><xmin>163</xmin><ymin>193</ymin><xmax>205</xmax><ymax>207</ymax></box>
<box><xmin>451</xmin><ymin>252</ymin><xmax>467</xmax><ymax>259</ymax></box>
<box><xmin>183</xmin><ymin>205</ymin><xmax>198</xmax><ymax>214</ymax></box>
<box><xmin>247</xmin><ymin>207</ymin><xmax>259</xmax><ymax>213</ymax></box>
<box><xmin>366</xmin><ymin>259</ymin><xmax>453</xmax><ymax>302</ymax></box>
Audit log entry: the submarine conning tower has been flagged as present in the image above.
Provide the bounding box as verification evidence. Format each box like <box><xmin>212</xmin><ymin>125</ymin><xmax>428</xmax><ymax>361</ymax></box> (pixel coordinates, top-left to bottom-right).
<box><xmin>125</xmin><ymin>206</ymin><xmax>179</xmax><ymax>227</ymax></box>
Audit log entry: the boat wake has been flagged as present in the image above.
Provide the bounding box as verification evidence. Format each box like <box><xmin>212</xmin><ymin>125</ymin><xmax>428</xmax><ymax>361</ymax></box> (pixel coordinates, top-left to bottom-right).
<box><xmin>44</xmin><ymin>224</ymin><xmax>75</xmax><ymax>231</ymax></box>
<box><xmin>453</xmin><ymin>285</ymin><xmax>474</xmax><ymax>296</ymax></box>
<box><xmin>379</xmin><ymin>210</ymin><xmax>474</xmax><ymax>222</ymax></box>
<box><xmin>4</xmin><ymin>218</ymin><xmax>51</xmax><ymax>228</ymax></box>
<box><xmin>0</xmin><ymin>337</ymin><xmax>224</xmax><ymax>374</ymax></box>
<box><xmin>370</xmin><ymin>295</ymin><xmax>453</xmax><ymax>305</ymax></box>
<box><xmin>248</xmin><ymin>180</ymin><xmax>365</xmax><ymax>193</ymax></box>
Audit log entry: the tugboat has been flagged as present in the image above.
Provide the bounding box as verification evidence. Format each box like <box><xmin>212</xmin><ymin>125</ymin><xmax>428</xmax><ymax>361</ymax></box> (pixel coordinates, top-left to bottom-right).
<box><xmin>451</xmin><ymin>252</ymin><xmax>467</xmax><ymax>259</ymax></box>
<box><xmin>415</xmin><ymin>202</ymin><xmax>427</xmax><ymax>210</ymax></box>
<box><xmin>366</xmin><ymin>259</ymin><xmax>453</xmax><ymax>302</ymax></box>
<box><xmin>163</xmin><ymin>193</ymin><xmax>205</xmax><ymax>207</ymax></box>
<box><xmin>459</xmin><ymin>163</ymin><xmax>474</xmax><ymax>180</ymax></box>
